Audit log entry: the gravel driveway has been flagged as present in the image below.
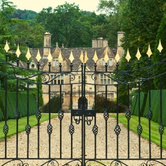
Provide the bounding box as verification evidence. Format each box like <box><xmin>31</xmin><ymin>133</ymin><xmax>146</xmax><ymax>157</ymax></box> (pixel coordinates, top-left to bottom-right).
<box><xmin>0</xmin><ymin>113</ymin><xmax>166</xmax><ymax>166</ymax></box>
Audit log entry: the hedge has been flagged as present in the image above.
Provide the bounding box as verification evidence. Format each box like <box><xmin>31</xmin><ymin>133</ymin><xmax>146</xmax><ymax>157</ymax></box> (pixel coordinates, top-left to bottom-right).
<box><xmin>131</xmin><ymin>90</ymin><xmax>166</xmax><ymax>126</ymax></box>
<box><xmin>0</xmin><ymin>90</ymin><xmax>37</xmax><ymax>121</ymax></box>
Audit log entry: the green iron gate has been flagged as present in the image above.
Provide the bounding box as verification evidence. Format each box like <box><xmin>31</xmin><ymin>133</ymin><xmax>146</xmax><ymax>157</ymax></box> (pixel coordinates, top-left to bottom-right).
<box><xmin>0</xmin><ymin>42</ymin><xmax>166</xmax><ymax>165</ymax></box>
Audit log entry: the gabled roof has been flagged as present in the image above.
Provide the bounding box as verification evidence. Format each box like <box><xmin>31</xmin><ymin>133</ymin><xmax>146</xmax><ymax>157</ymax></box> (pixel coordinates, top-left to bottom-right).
<box><xmin>29</xmin><ymin>46</ymin><xmax>116</xmax><ymax>71</ymax></box>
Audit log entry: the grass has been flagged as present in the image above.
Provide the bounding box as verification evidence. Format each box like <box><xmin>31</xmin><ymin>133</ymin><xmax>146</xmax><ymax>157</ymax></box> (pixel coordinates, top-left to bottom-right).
<box><xmin>111</xmin><ymin>114</ymin><xmax>166</xmax><ymax>149</ymax></box>
<box><xmin>0</xmin><ymin>113</ymin><xmax>57</xmax><ymax>140</ymax></box>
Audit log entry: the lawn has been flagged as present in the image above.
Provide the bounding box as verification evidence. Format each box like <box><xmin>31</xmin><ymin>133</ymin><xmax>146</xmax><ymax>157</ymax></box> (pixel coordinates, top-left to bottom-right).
<box><xmin>0</xmin><ymin>113</ymin><xmax>57</xmax><ymax>140</ymax></box>
<box><xmin>111</xmin><ymin>114</ymin><xmax>166</xmax><ymax>149</ymax></box>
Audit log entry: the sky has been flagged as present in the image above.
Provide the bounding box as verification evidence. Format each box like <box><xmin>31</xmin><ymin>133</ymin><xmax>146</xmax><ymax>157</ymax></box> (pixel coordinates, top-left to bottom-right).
<box><xmin>10</xmin><ymin>0</ymin><xmax>101</xmax><ymax>13</ymax></box>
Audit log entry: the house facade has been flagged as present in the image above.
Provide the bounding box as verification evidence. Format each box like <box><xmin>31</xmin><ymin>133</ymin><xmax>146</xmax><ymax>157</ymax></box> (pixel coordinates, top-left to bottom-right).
<box><xmin>30</xmin><ymin>32</ymin><xmax>124</xmax><ymax>111</ymax></box>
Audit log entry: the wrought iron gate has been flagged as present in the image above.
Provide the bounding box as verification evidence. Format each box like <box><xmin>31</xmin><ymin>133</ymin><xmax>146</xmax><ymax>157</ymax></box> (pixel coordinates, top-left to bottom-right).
<box><xmin>0</xmin><ymin>41</ymin><xmax>166</xmax><ymax>166</ymax></box>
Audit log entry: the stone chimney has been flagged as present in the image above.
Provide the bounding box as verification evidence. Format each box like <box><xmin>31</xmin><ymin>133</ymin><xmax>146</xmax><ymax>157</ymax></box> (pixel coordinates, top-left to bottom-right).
<box><xmin>92</xmin><ymin>37</ymin><xmax>108</xmax><ymax>48</ymax></box>
<box><xmin>43</xmin><ymin>32</ymin><xmax>51</xmax><ymax>58</ymax></box>
<box><xmin>117</xmin><ymin>31</ymin><xmax>124</xmax><ymax>58</ymax></box>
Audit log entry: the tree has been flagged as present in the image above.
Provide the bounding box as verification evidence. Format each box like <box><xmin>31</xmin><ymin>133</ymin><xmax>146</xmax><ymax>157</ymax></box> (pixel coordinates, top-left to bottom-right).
<box><xmin>37</xmin><ymin>3</ymin><xmax>111</xmax><ymax>48</ymax></box>
<box><xmin>118</xmin><ymin>0</ymin><xmax>165</xmax><ymax>90</ymax></box>
<box><xmin>152</xmin><ymin>11</ymin><xmax>166</xmax><ymax>89</ymax></box>
<box><xmin>98</xmin><ymin>0</ymin><xmax>125</xmax><ymax>47</ymax></box>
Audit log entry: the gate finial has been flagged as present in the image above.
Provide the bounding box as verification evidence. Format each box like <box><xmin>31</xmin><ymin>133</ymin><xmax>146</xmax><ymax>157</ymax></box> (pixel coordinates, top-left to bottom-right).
<box><xmin>36</xmin><ymin>49</ymin><xmax>41</xmax><ymax>62</ymax></box>
<box><xmin>146</xmin><ymin>44</ymin><xmax>152</xmax><ymax>58</ymax></box>
<box><xmin>47</xmin><ymin>50</ymin><xmax>52</xmax><ymax>62</ymax></box>
<box><xmin>136</xmin><ymin>48</ymin><xmax>141</xmax><ymax>60</ymax></box>
<box><xmin>125</xmin><ymin>49</ymin><xmax>131</xmax><ymax>62</ymax></box>
<box><xmin>115</xmin><ymin>50</ymin><xmax>120</xmax><ymax>62</ymax></box>
<box><xmin>15</xmin><ymin>44</ymin><xmax>21</xmax><ymax>58</ymax></box>
<box><xmin>58</xmin><ymin>50</ymin><xmax>63</xmax><ymax>63</ymax></box>
<box><xmin>4</xmin><ymin>41</ymin><xmax>10</xmax><ymax>53</ymax></box>
<box><xmin>26</xmin><ymin>48</ymin><xmax>31</xmax><ymax>60</ymax></box>
<box><xmin>93</xmin><ymin>51</ymin><xmax>98</xmax><ymax>63</ymax></box>
<box><xmin>157</xmin><ymin>39</ymin><xmax>163</xmax><ymax>53</ymax></box>
<box><xmin>69</xmin><ymin>50</ymin><xmax>74</xmax><ymax>63</ymax></box>
<box><xmin>84</xmin><ymin>51</ymin><xmax>88</xmax><ymax>63</ymax></box>
<box><xmin>79</xmin><ymin>50</ymin><xmax>84</xmax><ymax>63</ymax></box>
<box><xmin>104</xmin><ymin>49</ymin><xmax>109</xmax><ymax>63</ymax></box>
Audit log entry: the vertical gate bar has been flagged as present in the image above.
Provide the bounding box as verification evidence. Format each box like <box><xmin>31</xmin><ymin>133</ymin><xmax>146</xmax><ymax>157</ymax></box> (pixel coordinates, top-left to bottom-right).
<box><xmin>70</xmin><ymin>63</ymin><xmax>73</xmax><ymax>159</ymax></box>
<box><xmin>116</xmin><ymin>83</ymin><xmax>119</xmax><ymax>159</ymax></box>
<box><xmin>4</xmin><ymin>66</ymin><xmax>8</xmax><ymax>158</ymax></box>
<box><xmin>26</xmin><ymin>81</ymin><xmax>30</xmax><ymax>158</ymax></box>
<box><xmin>81</xmin><ymin>63</ymin><xmax>85</xmax><ymax>166</ymax></box>
<box><xmin>70</xmin><ymin>83</ymin><xmax>73</xmax><ymax>158</ymax></box>
<box><xmin>148</xmin><ymin>58</ymin><xmax>152</xmax><ymax>159</ymax></box>
<box><xmin>26</xmin><ymin>60</ymin><xmax>30</xmax><ymax>159</ymax></box>
<box><xmin>159</xmin><ymin>52</ymin><xmax>163</xmax><ymax>159</ymax></box>
<box><xmin>115</xmin><ymin>63</ymin><xmax>119</xmax><ymax>159</ymax></box>
<box><xmin>148</xmin><ymin>81</ymin><xmax>151</xmax><ymax>159</ymax></box>
<box><xmin>137</xmin><ymin>61</ymin><xmax>142</xmax><ymax>159</ymax></box>
<box><xmin>16</xmin><ymin>58</ymin><xmax>19</xmax><ymax>158</ymax></box>
<box><xmin>37</xmin><ymin>62</ymin><xmax>40</xmax><ymax>158</ymax></box>
<box><xmin>127</xmin><ymin>83</ymin><xmax>130</xmax><ymax>159</ymax></box>
<box><xmin>105</xmin><ymin>85</ymin><xmax>108</xmax><ymax>159</ymax></box>
<box><xmin>138</xmin><ymin>80</ymin><xmax>141</xmax><ymax>158</ymax></box>
<box><xmin>4</xmin><ymin>52</ymin><xmax>8</xmax><ymax>159</ymax></box>
<box><xmin>48</xmin><ymin>62</ymin><xmax>52</xmax><ymax>159</ymax></box>
<box><xmin>94</xmin><ymin>63</ymin><xmax>97</xmax><ymax>159</ymax></box>
<box><xmin>48</xmin><ymin>84</ymin><xmax>51</xmax><ymax>158</ymax></box>
<box><xmin>59</xmin><ymin>63</ymin><xmax>62</xmax><ymax>159</ymax></box>
<box><xmin>159</xmin><ymin>78</ymin><xmax>163</xmax><ymax>159</ymax></box>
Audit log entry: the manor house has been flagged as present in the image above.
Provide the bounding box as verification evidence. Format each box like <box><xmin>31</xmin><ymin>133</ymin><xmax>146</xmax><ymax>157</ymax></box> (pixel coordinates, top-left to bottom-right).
<box><xmin>30</xmin><ymin>32</ymin><xmax>124</xmax><ymax>111</ymax></box>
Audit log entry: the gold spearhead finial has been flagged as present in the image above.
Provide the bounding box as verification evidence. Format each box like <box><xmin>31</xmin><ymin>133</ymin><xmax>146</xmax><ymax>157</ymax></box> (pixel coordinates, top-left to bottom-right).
<box><xmin>16</xmin><ymin>44</ymin><xmax>21</xmax><ymax>58</ymax></box>
<box><xmin>58</xmin><ymin>50</ymin><xmax>63</xmax><ymax>63</ymax></box>
<box><xmin>146</xmin><ymin>44</ymin><xmax>152</xmax><ymax>58</ymax></box>
<box><xmin>69</xmin><ymin>50</ymin><xmax>74</xmax><ymax>63</ymax></box>
<box><xmin>36</xmin><ymin>49</ymin><xmax>41</xmax><ymax>62</ymax></box>
<box><xmin>79</xmin><ymin>50</ymin><xmax>84</xmax><ymax>63</ymax></box>
<box><xmin>25</xmin><ymin>48</ymin><xmax>31</xmax><ymax>60</ymax></box>
<box><xmin>4</xmin><ymin>41</ymin><xmax>10</xmax><ymax>53</ymax></box>
<box><xmin>47</xmin><ymin>50</ymin><xmax>52</xmax><ymax>62</ymax></box>
<box><xmin>115</xmin><ymin>50</ymin><xmax>120</xmax><ymax>62</ymax></box>
<box><xmin>157</xmin><ymin>39</ymin><xmax>163</xmax><ymax>53</ymax></box>
<box><xmin>125</xmin><ymin>49</ymin><xmax>131</xmax><ymax>62</ymax></box>
<box><xmin>136</xmin><ymin>48</ymin><xmax>141</xmax><ymax>60</ymax></box>
<box><xmin>92</xmin><ymin>51</ymin><xmax>98</xmax><ymax>63</ymax></box>
<box><xmin>84</xmin><ymin>51</ymin><xmax>88</xmax><ymax>63</ymax></box>
<box><xmin>104</xmin><ymin>50</ymin><xmax>109</xmax><ymax>63</ymax></box>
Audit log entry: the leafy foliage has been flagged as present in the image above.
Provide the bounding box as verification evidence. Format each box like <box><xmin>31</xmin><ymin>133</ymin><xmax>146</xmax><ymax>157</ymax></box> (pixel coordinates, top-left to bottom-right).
<box><xmin>42</xmin><ymin>96</ymin><xmax>61</xmax><ymax>113</ymax></box>
<box><xmin>36</xmin><ymin>2</ymin><xmax>115</xmax><ymax>47</ymax></box>
<box><xmin>94</xmin><ymin>95</ymin><xmax>126</xmax><ymax>113</ymax></box>
<box><xmin>11</xmin><ymin>9</ymin><xmax>38</xmax><ymax>20</ymax></box>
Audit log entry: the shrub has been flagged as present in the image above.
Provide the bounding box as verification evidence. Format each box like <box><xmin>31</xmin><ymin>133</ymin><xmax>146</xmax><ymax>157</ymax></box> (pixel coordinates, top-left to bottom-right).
<box><xmin>94</xmin><ymin>95</ymin><xmax>126</xmax><ymax>113</ymax></box>
<box><xmin>42</xmin><ymin>96</ymin><xmax>61</xmax><ymax>113</ymax></box>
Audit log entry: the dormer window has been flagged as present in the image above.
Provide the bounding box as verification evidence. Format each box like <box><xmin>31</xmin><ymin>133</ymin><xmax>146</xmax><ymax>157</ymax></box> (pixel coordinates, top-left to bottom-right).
<box><xmin>53</xmin><ymin>59</ymin><xmax>59</xmax><ymax>67</ymax></box>
<box><xmin>102</xmin><ymin>58</ymin><xmax>113</xmax><ymax>66</ymax></box>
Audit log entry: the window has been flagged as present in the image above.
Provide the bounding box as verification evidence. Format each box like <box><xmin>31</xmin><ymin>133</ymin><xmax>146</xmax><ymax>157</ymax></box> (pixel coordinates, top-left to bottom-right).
<box><xmin>53</xmin><ymin>60</ymin><xmax>56</xmax><ymax>67</ymax></box>
<box><xmin>51</xmin><ymin>75</ymin><xmax>54</xmax><ymax>84</ymax></box>
<box><xmin>104</xmin><ymin>75</ymin><xmax>106</xmax><ymax>84</ymax></box>
<box><xmin>102</xmin><ymin>59</ymin><xmax>105</xmax><ymax>66</ymax></box>
<box><xmin>110</xmin><ymin>93</ymin><xmax>114</xmax><ymax>99</ymax></box>
<box><xmin>102</xmin><ymin>58</ymin><xmax>113</xmax><ymax>66</ymax></box>
<box><xmin>56</xmin><ymin>60</ymin><xmax>59</xmax><ymax>66</ymax></box>
<box><xmin>108</xmin><ymin>59</ymin><xmax>113</xmax><ymax>66</ymax></box>
<box><xmin>100</xmin><ymin>74</ymin><xmax>103</xmax><ymax>84</ymax></box>
<box><xmin>108</xmin><ymin>78</ymin><xmax>110</xmax><ymax>84</ymax></box>
<box><xmin>100</xmin><ymin>74</ymin><xmax>112</xmax><ymax>84</ymax></box>
<box><xmin>78</xmin><ymin>76</ymin><xmax>81</xmax><ymax>83</ymax></box>
<box><xmin>50</xmin><ymin>74</ymin><xmax>63</xmax><ymax>84</ymax></box>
